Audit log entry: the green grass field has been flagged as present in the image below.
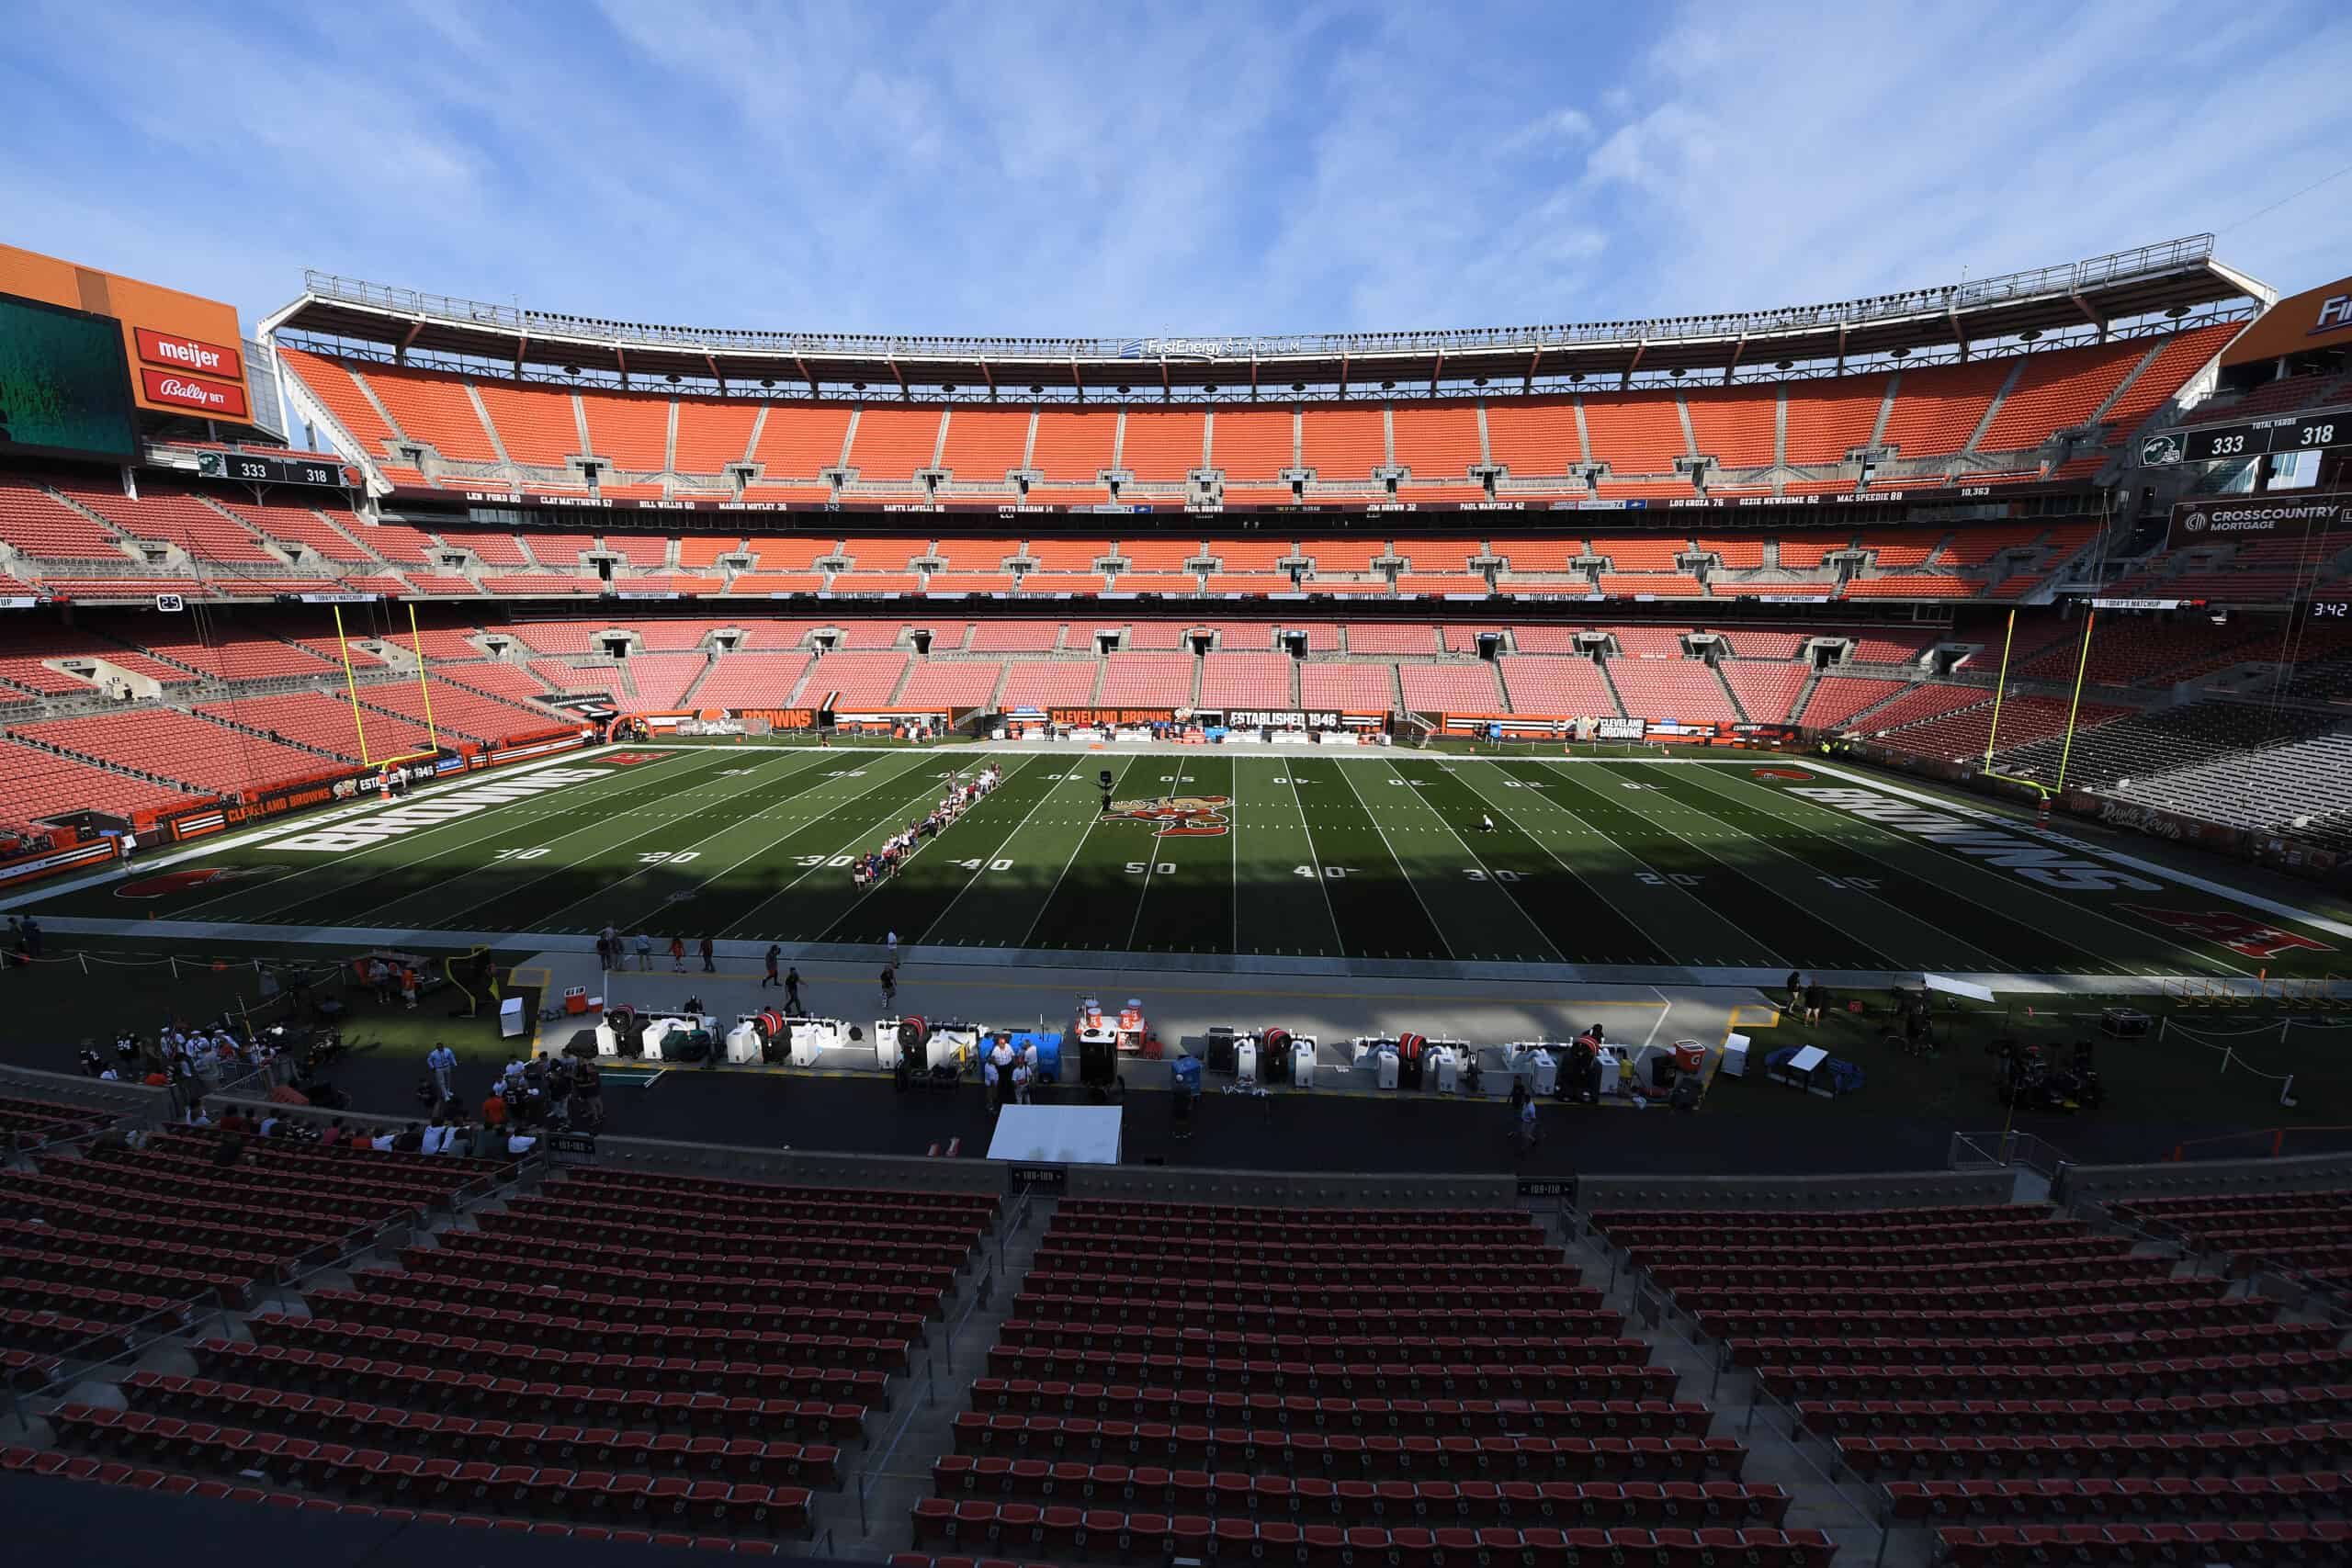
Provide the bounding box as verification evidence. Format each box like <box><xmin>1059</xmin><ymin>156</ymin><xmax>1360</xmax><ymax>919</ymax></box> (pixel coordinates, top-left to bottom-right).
<box><xmin>18</xmin><ymin>744</ymin><xmax>2350</xmax><ymax>982</ymax></box>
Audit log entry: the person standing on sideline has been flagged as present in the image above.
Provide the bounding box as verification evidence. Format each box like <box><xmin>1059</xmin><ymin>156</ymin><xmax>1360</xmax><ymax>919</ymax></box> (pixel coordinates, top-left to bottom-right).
<box><xmin>22</xmin><ymin>917</ymin><xmax>40</xmax><ymax>959</ymax></box>
<box><xmin>1785</xmin><ymin>970</ymin><xmax>1804</xmax><ymax>1012</ymax></box>
<box><xmin>784</xmin><ymin>966</ymin><xmax>803</xmax><ymax>1015</ymax></box>
<box><xmin>981</xmin><ymin>1043</ymin><xmax>1000</xmax><ymax>1113</ymax></box>
<box><xmin>887</xmin><ymin>930</ymin><xmax>900</xmax><ymax>968</ymax></box>
<box><xmin>879</xmin><ymin>965</ymin><xmax>897</xmax><ymax>1014</ymax></box>
<box><xmin>669</xmin><ymin>935</ymin><xmax>687</xmax><ymax>974</ymax></box>
<box><xmin>699</xmin><ymin>935</ymin><xmax>716</xmax><ymax>974</ymax></box>
<box><xmin>634</xmin><ymin>931</ymin><xmax>653</xmax><ymax>971</ymax></box>
<box><xmin>762</xmin><ymin>944</ymin><xmax>782</xmax><ymax>989</ymax></box>
<box><xmin>1515</xmin><ymin>1091</ymin><xmax>1540</xmax><ymax>1159</ymax></box>
<box><xmin>425</xmin><ymin>1041</ymin><xmax>457</xmax><ymax>1107</ymax></box>
<box><xmin>1012</xmin><ymin>1054</ymin><xmax>1033</xmax><ymax>1105</ymax></box>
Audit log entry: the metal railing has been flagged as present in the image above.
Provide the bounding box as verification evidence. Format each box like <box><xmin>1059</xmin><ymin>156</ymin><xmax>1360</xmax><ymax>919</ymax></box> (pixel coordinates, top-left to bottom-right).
<box><xmin>295</xmin><ymin>237</ymin><xmax>2221</xmax><ymax>363</ymax></box>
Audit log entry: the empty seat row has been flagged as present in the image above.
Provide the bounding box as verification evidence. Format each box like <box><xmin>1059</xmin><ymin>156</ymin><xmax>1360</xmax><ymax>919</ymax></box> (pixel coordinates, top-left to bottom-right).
<box><xmin>473</xmin><ymin>1204</ymin><xmax>973</xmax><ymax>1269</ymax></box>
<box><xmin>910</xmin><ymin>1505</ymin><xmax>1834</xmax><ymax>1568</ymax></box>
<box><xmin>1706</xmin><ymin>1294</ymin><xmax>2262</xmax><ymax>1347</ymax></box>
<box><xmin>930</xmin><ymin>1459</ymin><xmax>1791</xmax><ymax>1527</ymax></box>
<box><xmin>392</xmin><ymin>1242</ymin><xmax>954</xmax><ymax>1303</ymax></box>
<box><xmin>1886</xmin><ymin>1470</ymin><xmax>2346</xmax><ymax>1521</ymax></box>
<box><xmin>188</xmin><ymin>1339</ymin><xmax>866</xmax><ymax>1442</ymax></box>
<box><xmin>1936</xmin><ymin>1520</ymin><xmax>2344</xmax><ymax>1565</ymax></box>
<box><xmin>1758</xmin><ymin>1348</ymin><xmax>2352</xmax><ymax>1400</ymax></box>
<box><xmin>1792</xmin><ymin>1387</ymin><xmax>2352</xmax><ymax>1438</ymax></box>
<box><xmin>950</xmin><ymin>1415</ymin><xmax>1738</xmax><ymax>1479</ymax></box>
<box><xmin>305</xmin><ymin>1280</ymin><xmax>924</xmax><ymax>1354</ymax></box>
<box><xmin>1728</xmin><ymin>1322</ymin><xmax>2329</xmax><ymax>1371</ymax></box>
<box><xmin>19</xmin><ymin>1424</ymin><xmax>812</xmax><ymax>1532</ymax></box>
<box><xmin>1836</xmin><ymin>1422</ymin><xmax>2349</xmax><ymax>1479</ymax></box>
<box><xmin>978</xmin><ymin>1345</ymin><xmax>1643</xmax><ymax>1396</ymax></box>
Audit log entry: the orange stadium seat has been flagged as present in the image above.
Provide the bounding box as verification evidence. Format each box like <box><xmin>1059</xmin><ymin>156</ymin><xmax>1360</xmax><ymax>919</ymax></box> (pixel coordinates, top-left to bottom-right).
<box><xmin>1299</xmin><ymin>405</ymin><xmax>1386</xmax><ymax>483</ymax></box>
<box><xmin>1098</xmin><ymin>652</ymin><xmax>1193</xmax><ymax>705</ymax></box>
<box><xmin>1781</xmin><ymin>373</ymin><xmax>1890</xmax><ymax>466</ymax></box>
<box><xmin>1389</xmin><ymin>402</ymin><xmax>1484</xmax><ymax>481</ymax></box>
<box><xmin>275</xmin><ymin>348</ymin><xmax>418</xmax><ymax>478</ymax></box>
<box><xmin>1610</xmin><ymin>658</ymin><xmax>1736</xmax><ymax>723</ymax></box>
<box><xmin>672</xmin><ymin>399</ymin><xmax>762</xmax><ymax>474</ymax></box>
<box><xmin>1880</xmin><ymin>359</ymin><xmax>2012</xmax><ymax>458</ymax></box>
<box><xmin>999</xmin><ymin>660</ymin><xmax>1098</xmax><ymax>706</ymax></box>
<box><xmin>1721</xmin><ymin>660</ymin><xmax>1809</xmax><ymax>723</ymax></box>
<box><xmin>1485</xmin><ymin>399</ymin><xmax>1581</xmax><ymax>476</ymax></box>
<box><xmin>1030</xmin><ymin>407</ymin><xmax>1118</xmax><ymax>482</ymax></box>
<box><xmin>1300</xmin><ymin>663</ymin><xmax>1396</xmax><ymax>710</ymax></box>
<box><xmin>689</xmin><ymin>651</ymin><xmax>812</xmax><ymax>708</ymax></box>
<box><xmin>0</xmin><ymin>473</ymin><xmax>130</xmax><ymax>558</ymax></box>
<box><xmin>845</xmin><ymin>407</ymin><xmax>944</xmax><ymax>481</ymax></box>
<box><xmin>1118</xmin><ymin>408</ymin><xmax>1205</xmax><ymax>482</ymax></box>
<box><xmin>938</xmin><ymin>407</ymin><xmax>1031</xmax><ymax>485</ymax></box>
<box><xmin>1684</xmin><ymin>387</ymin><xmax>1779</xmax><ymax>468</ymax></box>
<box><xmin>1199</xmin><ymin>652</ymin><xmax>1293</xmax><ymax>708</ymax></box>
<box><xmin>1978</xmin><ymin>340</ymin><xmax>2146</xmax><ymax>451</ymax></box>
<box><xmin>899</xmin><ymin>660</ymin><xmax>1001</xmax><ymax>707</ymax></box>
<box><xmin>2097</xmin><ymin>321</ymin><xmax>2241</xmax><ymax>437</ymax></box>
<box><xmin>473</xmin><ymin>382</ymin><xmax>582</xmax><ymax>467</ymax></box>
<box><xmin>359</xmin><ymin>362</ymin><xmax>501</xmax><ymax>463</ymax></box>
<box><xmin>1210</xmin><ymin>408</ymin><xmax>1295</xmax><ymax>481</ymax></box>
<box><xmin>1582</xmin><ymin>391</ymin><xmax>1689</xmax><ymax>474</ymax></box>
<box><xmin>1499</xmin><ymin>655</ymin><xmax>1618</xmax><ymax>716</ymax></box>
<box><xmin>751</xmin><ymin>404</ymin><xmax>854</xmax><ymax>478</ymax></box>
<box><xmin>1399</xmin><ymin>662</ymin><xmax>1506</xmax><ymax>712</ymax></box>
<box><xmin>578</xmin><ymin>389</ymin><xmax>672</xmax><ymax>470</ymax></box>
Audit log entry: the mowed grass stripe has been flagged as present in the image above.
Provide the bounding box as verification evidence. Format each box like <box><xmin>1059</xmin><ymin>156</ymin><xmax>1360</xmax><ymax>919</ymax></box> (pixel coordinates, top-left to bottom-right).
<box><xmin>1391</xmin><ymin>760</ymin><xmax>1669</xmax><ymax>965</ymax></box>
<box><xmin>1696</xmin><ymin>764</ymin><xmax>2266</xmax><ymax>978</ymax></box>
<box><xmin>1559</xmin><ymin>761</ymin><xmax>1903</xmax><ymax>970</ymax></box>
<box><xmin>925</xmin><ymin>759</ymin><xmax>1143</xmax><ymax>950</ymax></box>
<box><xmin>1285</xmin><ymin>757</ymin><xmax>1449</xmax><ymax>962</ymax></box>
<box><xmin>1374</xmin><ymin>761</ymin><xmax>1559</xmax><ymax>963</ymax></box>
<box><xmin>447</xmin><ymin>750</ymin><xmax>927</xmax><ymax>935</ymax></box>
<box><xmin>229</xmin><ymin>749</ymin><xmax>799</xmax><ymax>930</ymax></box>
<box><xmin>1231</xmin><ymin>760</ymin><xmax>1343</xmax><ymax>957</ymax></box>
<box><xmin>1126</xmin><ymin>755</ymin><xmax>1237</xmax><ymax>955</ymax></box>
<box><xmin>706</xmin><ymin>752</ymin><xmax>1023</xmax><ymax>941</ymax></box>
<box><xmin>1608</xmin><ymin>761</ymin><xmax>2012</xmax><ymax>973</ymax></box>
<box><xmin>813</xmin><ymin>756</ymin><xmax>1057</xmax><ymax>947</ymax></box>
<box><xmin>1665</xmin><ymin>763</ymin><xmax>2121</xmax><ymax>975</ymax></box>
<box><xmin>1462</xmin><ymin>761</ymin><xmax>1770</xmax><ymax>965</ymax></box>
<box><xmin>1023</xmin><ymin>756</ymin><xmax>1167</xmax><ymax>952</ymax></box>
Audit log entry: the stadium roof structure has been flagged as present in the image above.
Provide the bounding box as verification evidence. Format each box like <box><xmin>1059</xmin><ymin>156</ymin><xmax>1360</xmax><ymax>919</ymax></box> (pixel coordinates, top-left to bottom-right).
<box><xmin>264</xmin><ymin>234</ymin><xmax>2267</xmax><ymax>401</ymax></box>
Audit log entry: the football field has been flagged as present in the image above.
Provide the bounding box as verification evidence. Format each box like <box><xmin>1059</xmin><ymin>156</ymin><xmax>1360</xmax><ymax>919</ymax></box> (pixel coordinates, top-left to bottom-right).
<box><xmin>19</xmin><ymin>744</ymin><xmax>2348</xmax><ymax>982</ymax></box>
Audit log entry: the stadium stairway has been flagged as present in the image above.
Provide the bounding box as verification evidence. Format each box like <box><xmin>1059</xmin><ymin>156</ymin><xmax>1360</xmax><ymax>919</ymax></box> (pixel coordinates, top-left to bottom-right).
<box><xmin>1711</xmin><ymin>663</ymin><xmax>1748</xmax><ymax>724</ymax></box>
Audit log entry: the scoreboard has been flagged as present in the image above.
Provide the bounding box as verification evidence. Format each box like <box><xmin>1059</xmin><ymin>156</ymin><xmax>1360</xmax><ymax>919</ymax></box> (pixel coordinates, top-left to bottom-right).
<box><xmin>2143</xmin><ymin>413</ymin><xmax>2350</xmax><ymax>466</ymax></box>
<box><xmin>197</xmin><ymin>450</ymin><xmax>350</xmax><ymax>487</ymax></box>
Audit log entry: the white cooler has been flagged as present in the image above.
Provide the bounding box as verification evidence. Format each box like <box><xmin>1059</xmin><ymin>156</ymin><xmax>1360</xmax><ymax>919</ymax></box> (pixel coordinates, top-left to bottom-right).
<box><xmin>1292</xmin><ymin>1043</ymin><xmax>1317</xmax><ymax>1089</ymax></box>
<box><xmin>594</xmin><ymin>1021</ymin><xmax>623</xmax><ymax>1057</ymax></box>
<box><xmin>1721</xmin><ymin>1032</ymin><xmax>1750</xmax><ymax>1079</ymax></box>
<box><xmin>929</xmin><ymin>1026</ymin><xmax>984</xmax><ymax>1070</ymax></box>
<box><xmin>1376</xmin><ymin>1049</ymin><xmax>1400</xmax><ymax>1090</ymax></box>
<box><xmin>725</xmin><ymin>1021</ymin><xmax>763</xmax><ymax>1064</ymax></box>
<box><xmin>1235</xmin><ymin>1039</ymin><xmax>1260</xmax><ymax>1084</ymax></box>
<box><xmin>1433</xmin><ymin>1046</ymin><xmax>1461</xmax><ymax>1095</ymax></box>
<box><xmin>1528</xmin><ymin>1049</ymin><xmax>1558</xmax><ymax>1097</ymax></box>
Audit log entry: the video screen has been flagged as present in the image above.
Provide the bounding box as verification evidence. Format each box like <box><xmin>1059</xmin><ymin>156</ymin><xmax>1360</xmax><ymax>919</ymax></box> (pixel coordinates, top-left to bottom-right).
<box><xmin>0</xmin><ymin>291</ymin><xmax>139</xmax><ymax>462</ymax></box>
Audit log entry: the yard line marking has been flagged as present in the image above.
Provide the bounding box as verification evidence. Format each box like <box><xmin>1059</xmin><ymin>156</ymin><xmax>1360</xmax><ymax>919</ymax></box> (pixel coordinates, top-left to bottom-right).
<box><xmin>1326</xmin><ymin>758</ymin><xmax>1454</xmax><ymax>962</ymax></box>
<box><xmin>1542</xmin><ymin>758</ymin><xmax>1899</xmax><ymax>969</ymax></box>
<box><xmin>1020</xmin><ymin>756</ymin><xmax>1149</xmax><ymax>952</ymax></box>
<box><xmin>1670</xmin><ymin>761</ymin><xmax>2121</xmax><ymax>976</ymax></box>
<box><xmin>1718</xmin><ymin>762</ymin><xmax>2256</xmax><ymax>976</ymax></box>
<box><xmin>203</xmin><ymin>747</ymin><xmax>797</xmax><ymax>927</ymax></box>
<box><xmin>701</xmin><ymin>750</ymin><xmax>988</xmax><ymax>938</ymax></box>
<box><xmin>1384</xmin><ymin>760</ymin><xmax>1565</xmax><ymax>964</ymax></box>
<box><xmin>1281</xmin><ymin>765</ymin><xmax>1344</xmax><ymax>949</ymax></box>
<box><xmin>913</xmin><ymin>760</ymin><xmax>1088</xmax><ymax>945</ymax></box>
<box><xmin>1805</xmin><ymin>760</ymin><xmax>2346</xmax><ymax>948</ymax></box>
<box><xmin>431</xmin><ymin>752</ymin><xmax>871</xmax><ymax>933</ymax></box>
<box><xmin>1616</xmin><ymin>761</ymin><xmax>2009</xmax><ymax>972</ymax></box>
<box><xmin>1444</xmin><ymin>762</ymin><xmax>1698</xmax><ymax>966</ymax></box>
<box><xmin>803</xmin><ymin>755</ymin><xmax>1050</xmax><ymax>946</ymax></box>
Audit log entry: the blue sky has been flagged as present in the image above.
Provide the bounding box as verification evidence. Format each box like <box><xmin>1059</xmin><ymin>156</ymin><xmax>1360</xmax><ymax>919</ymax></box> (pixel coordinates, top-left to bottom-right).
<box><xmin>6</xmin><ymin>0</ymin><xmax>2349</xmax><ymax>340</ymax></box>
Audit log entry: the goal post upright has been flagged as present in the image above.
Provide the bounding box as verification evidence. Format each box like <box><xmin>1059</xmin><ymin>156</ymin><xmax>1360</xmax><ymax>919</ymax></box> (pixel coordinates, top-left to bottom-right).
<box><xmin>331</xmin><ymin>603</ymin><xmax>376</xmax><ymax>763</ymax></box>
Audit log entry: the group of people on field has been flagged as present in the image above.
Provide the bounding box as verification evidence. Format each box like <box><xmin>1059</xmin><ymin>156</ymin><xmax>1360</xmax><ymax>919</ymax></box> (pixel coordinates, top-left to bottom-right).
<box><xmin>854</xmin><ymin>766</ymin><xmax>1001</xmax><ymax>891</ymax></box>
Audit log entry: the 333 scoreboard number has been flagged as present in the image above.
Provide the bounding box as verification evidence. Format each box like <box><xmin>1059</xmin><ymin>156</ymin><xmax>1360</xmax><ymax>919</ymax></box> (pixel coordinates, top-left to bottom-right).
<box><xmin>196</xmin><ymin>451</ymin><xmax>348</xmax><ymax>487</ymax></box>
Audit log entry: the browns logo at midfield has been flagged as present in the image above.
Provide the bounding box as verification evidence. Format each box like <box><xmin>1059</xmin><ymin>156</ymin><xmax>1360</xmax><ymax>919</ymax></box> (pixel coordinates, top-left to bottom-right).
<box><xmin>1104</xmin><ymin>795</ymin><xmax>1233</xmax><ymax>838</ymax></box>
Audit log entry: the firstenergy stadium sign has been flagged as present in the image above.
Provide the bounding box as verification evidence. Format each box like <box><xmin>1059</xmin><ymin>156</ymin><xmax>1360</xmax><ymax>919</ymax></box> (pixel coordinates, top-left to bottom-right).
<box><xmin>2166</xmin><ymin>493</ymin><xmax>2346</xmax><ymax>548</ymax></box>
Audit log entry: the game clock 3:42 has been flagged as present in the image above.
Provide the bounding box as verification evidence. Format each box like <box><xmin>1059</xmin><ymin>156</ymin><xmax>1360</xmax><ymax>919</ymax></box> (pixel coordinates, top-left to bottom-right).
<box><xmin>2312</xmin><ymin>596</ymin><xmax>2351</xmax><ymax>626</ymax></box>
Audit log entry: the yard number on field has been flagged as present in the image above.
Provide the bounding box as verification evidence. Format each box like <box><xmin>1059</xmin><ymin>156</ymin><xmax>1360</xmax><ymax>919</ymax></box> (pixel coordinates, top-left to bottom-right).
<box><xmin>956</xmin><ymin>859</ymin><xmax>1015</xmax><ymax>872</ymax></box>
<box><xmin>494</xmin><ymin>847</ymin><xmax>549</xmax><ymax>860</ymax></box>
<box><xmin>1294</xmin><ymin>865</ymin><xmax>1355</xmax><ymax>878</ymax></box>
<box><xmin>639</xmin><ymin>851</ymin><xmax>701</xmax><ymax>863</ymax></box>
<box><xmin>1635</xmin><ymin>871</ymin><xmax>1702</xmax><ymax>886</ymax></box>
<box><xmin>1464</xmin><ymin>868</ymin><xmax>1522</xmax><ymax>883</ymax></box>
<box><xmin>1126</xmin><ymin>862</ymin><xmax>1177</xmax><ymax>874</ymax></box>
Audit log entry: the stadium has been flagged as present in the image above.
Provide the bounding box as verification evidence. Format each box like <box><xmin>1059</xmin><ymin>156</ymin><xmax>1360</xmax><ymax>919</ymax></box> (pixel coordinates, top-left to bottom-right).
<box><xmin>5</xmin><ymin>126</ymin><xmax>2352</xmax><ymax>1568</ymax></box>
